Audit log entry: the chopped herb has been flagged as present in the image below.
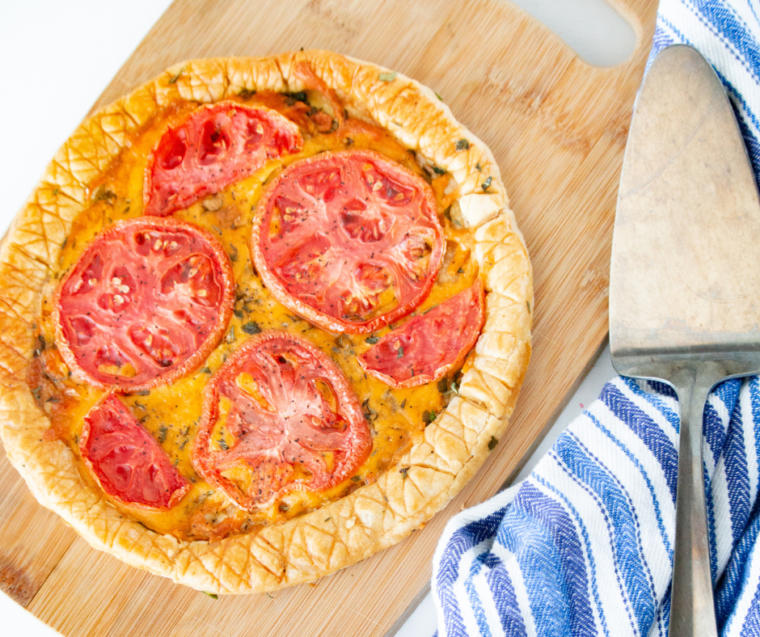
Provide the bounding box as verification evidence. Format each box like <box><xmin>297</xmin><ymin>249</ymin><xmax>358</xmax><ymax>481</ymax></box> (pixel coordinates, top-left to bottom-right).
<box><xmin>226</xmin><ymin>326</ymin><xmax>235</xmax><ymax>343</ymax></box>
<box><xmin>457</xmin><ymin>268</ymin><xmax>464</xmax><ymax>274</ymax></box>
<box><xmin>132</xmin><ymin>389</ymin><xmax>150</xmax><ymax>396</ymax></box>
<box><xmin>400</xmin><ymin>399</ymin><xmax>406</xmax><ymax>409</ymax></box>
<box><xmin>397</xmin><ymin>345</ymin><xmax>404</xmax><ymax>359</ymax></box>
<box><xmin>423</xmin><ymin>410</ymin><xmax>437</xmax><ymax>425</ymax></box>
<box><xmin>211</xmin><ymin>225</ymin><xmax>222</xmax><ymax>235</ymax></box>
<box><xmin>432</xmin><ymin>165</ymin><xmax>445</xmax><ymax>175</ymax></box>
<box><xmin>362</xmin><ymin>398</ymin><xmax>377</xmax><ymax>422</ymax></box>
<box><xmin>455</xmin><ymin>138</ymin><xmax>470</xmax><ymax>151</ymax></box>
<box><xmin>45</xmin><ymin>396</ymin><xmax>59</xmax><ymax>403</ymax></box>
<box><xmin>351</xmin><ymin>475</ymin><xmax>362</xmax><ymax>482</ymax></box>
<box><xmin>234</xmin><ymin>309</ymin><xmax>244</xmax><ymax>319</ymax></box>
<box><xmin>218</xmin><ymin>438</ymin><xmax>229</xmax><ymax>451</ymax></box>
<box><xmin>168</xmin><ymin>66</ymin><xmax>185</xmax><ymax>84</ymax></box>
<box><xmin>488</xmin><ymin>436</ymin><xmax>499</xmax><ymax>451</ymax></box>
<box><xmin>288</xmin><ymin>91</ymin><xmax>308</xmax><ymax>103</ymax></box>
<box><xmin>365</xmin><ymin>336</ymin><xmax>380</xmax><ymax>345</ymax></box>
<box><xmin>435</xmin><ymin>91</ymin><xmax>443</xmax><ymax>101</ymax></box>
<box><xmin>93</xmin><ymin>186</ymin><xmax>116</xmax><ymax>204</ymax></box>
<box><xmin>158</xmin><ymin>425</ymin><xmax>168</xmax><ymax>443</ymax></box>
<box><xmin>52</xmin><ymin>187</ymin><xmax>60</xmax><ymax>196</ymax></box>
<box><xmin>202</xmin><ymin>591</ymin><xmax>218</xmax><ymax>599</ymax></box>
<box><xmin>242</xmin><ymin>321</ymin><xmax>261</xmax><ymax>335</ymax></box>
<box><xmin>201</xmin><ymin>367</ymin><xmax>211</xmax><ymax>374</ymax></box>
<box><xmin>399</xmin><ymin>466</ymin><xmax>410</xmax><ymax>479</ymax></box>
<box><xmin>238</xmin><ymin>88</ymin><xmax>256</xmax><ymax>98</ymax></box>
<box><xmin>278</xmin><ymin>502</ymin><xmax>289</xmax><ymax>512</ymax></box>
<box><xmin>61</xmin><ymin>236</ymin><xmax>67</xmax><ymax>249</ymax></box>
<box><xmin>379</xmin><ymin>72</ymin><xmax>397</xmax><ymax>82</ymax></box>
<box><xmin>344</xmin><ymin>137</ymin><xmax>354</xmax><ymax>146</ymax></box>
<box><xmin>229</xmin><ymin>245</ymin><xmax>238</xmax><ymax>262</ymax></box>
<box><xmin>266</xmin><ymin>592</ymin><xmax>274</xmax><ymax>599</ymax></box>
<box><xmin>481</xmin><ymin>176</ymin><xmax>493</xmax><ymax>191</ymax></box>
<box><xmin>324</xmin><ymin>517</ymin><xmax>331</xmax><ymax>522</ymax></box>
<box><xmin>437</xmin><ymin>378</ymin><xmax>449</xmax><ymax>394</ymax></box>
<box><xmin>476</xmin><ymin>162</ymin><xmax>482</xmax><ymax>172</ymax></box>
<box><xmin>527</xmin><ymin>300</ymin><xmax>532</xmax><ymax>312</ymax></box>
<box><xmin>31</xmin><ymin>387</ymin><xmax>42</xmax><ymax>402</ymax></box>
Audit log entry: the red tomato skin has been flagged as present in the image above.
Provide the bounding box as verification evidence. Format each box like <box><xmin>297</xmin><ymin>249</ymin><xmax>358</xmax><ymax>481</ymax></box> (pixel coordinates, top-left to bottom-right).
<box><xmin>80</xmin><ymin>393</ymin><xmax>190</xmax><ymax>510</ymax></box>
<box><xmin>251</xmin><ymin>150</ymin><xmax>444</xmax><ymax>334</ymax></box>
<box><xmin>193</xmin><ymin>331</ymin><xmax>372</xmax><ymax>510</ymax></box>
<box><xmin>53</xmin><ymin>217</ymin><xmax>235</xmax><ymax>392</ymax></box>
<box><xmin>358</xmin><ymin>280</ymin><xmax>485</xmax><ymax>389</ymax></box>
<box><xmin>144</xmin><ymin>101</ymin><xmax>303</xmax><ymax>216</ymax></box>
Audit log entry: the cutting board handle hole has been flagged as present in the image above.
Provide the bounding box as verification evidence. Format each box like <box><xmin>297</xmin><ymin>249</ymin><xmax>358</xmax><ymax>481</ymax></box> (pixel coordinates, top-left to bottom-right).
<box><xmin>508</xmin><ymin>0</ymin><xmax>636</xmax><ymax>66</ymax></box>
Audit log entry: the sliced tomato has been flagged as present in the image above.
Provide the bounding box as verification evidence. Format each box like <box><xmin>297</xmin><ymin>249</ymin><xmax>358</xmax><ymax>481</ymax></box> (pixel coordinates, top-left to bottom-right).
<box><xmin>252</xmin><ymin>150</ymin><xmax>444</xmax><ymax>334</ymax></box>
<box><xmin>192</xmin><ymin>331</ymin><xmax>372</xmax><ymax>510</ymax></box>
<box><xmin>358</xmin><ymin>280</ymin><xmax>485</xmax><ymax>388</ymax></box>
<box><xmin>54</xmin><ymin>217</ymin><xmax>235</xmax><ymax>391</ymax></box>
<box><xmin>144</xmin><ymin>101</ymin><xmax>303</xmax><ymax>216</ymax></box>
<box><xmin>80</xmin><ymin>393</ymin><xmax>190</xmax><ymax>509</ymax></box>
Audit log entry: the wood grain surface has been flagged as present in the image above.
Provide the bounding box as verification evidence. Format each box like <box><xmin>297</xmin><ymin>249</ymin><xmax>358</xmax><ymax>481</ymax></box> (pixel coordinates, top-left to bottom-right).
<box><xmin>0</xmin><ymin>0</ymin><xmax>657</xmax><ymax>634</ymax></box>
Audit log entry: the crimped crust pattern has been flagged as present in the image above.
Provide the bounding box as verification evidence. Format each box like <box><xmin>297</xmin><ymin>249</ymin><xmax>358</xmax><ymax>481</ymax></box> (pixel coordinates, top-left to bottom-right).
<box><xmin>0</xmin><ymin>50</ymin><xmax>532</xmax><ymax>593</ymax></box>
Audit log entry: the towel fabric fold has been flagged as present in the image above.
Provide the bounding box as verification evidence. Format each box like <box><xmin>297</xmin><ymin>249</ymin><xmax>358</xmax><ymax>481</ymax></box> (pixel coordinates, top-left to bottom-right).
<box><xmin>431</xmin><ymin>2</ymin><xmax>760</xmax><ymax>636</ymax></box>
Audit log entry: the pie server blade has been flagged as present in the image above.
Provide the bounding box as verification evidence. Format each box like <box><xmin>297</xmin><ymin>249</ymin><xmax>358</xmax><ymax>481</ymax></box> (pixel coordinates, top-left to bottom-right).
<box><xmin>609</xmin><ymin>44</ymin><xmax>760</xmax><ymax>636</ymax></box>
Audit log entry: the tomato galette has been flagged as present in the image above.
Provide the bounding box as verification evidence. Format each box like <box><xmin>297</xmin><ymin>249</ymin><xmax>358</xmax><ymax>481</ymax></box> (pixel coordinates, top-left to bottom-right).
<box><xmin>0</xmin><ymin>51</ymin><xmax>532</xmax><ymax>593</ymax></box>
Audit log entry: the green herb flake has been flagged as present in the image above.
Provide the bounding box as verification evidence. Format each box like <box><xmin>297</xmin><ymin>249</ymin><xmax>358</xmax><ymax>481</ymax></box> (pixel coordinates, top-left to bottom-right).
<box><xmin>52</xmin><ymin>187</ymin><xmax>60</xmax><ymax>196</ymax></box>
<box><xmin>488</xmin><ymin>436</ymin><xmax>499</xmax><ymax>451</ymax></box>
<box><xmin>481</xmin><ymin>176</ymin><xmax>493</xmax><ymax>192</ymax></box>
<box><xmin>527</xmin><ymin>300</ymin><xmax>532</xmax><ymax>312</ymax></box>
<box><xmin>423</xmin><ymin>410</ymin><xmax>437</xmax><ymax>425</ymax></box>
<box><xmin>435</xmin><ymin>91</ymin><xmax>443</xmax><ymax>101</ymax></box>
<box><xmin>324</xmin><ymin>517</ymin><xmax>332</xmax><ymax>522</ymax></box>
<box><xmin>242</xmin><ymin>321</ymin><xmax>262</xmax><ymax>335</ymax></box>
<box><xmin>202</xmin><ymin>591</ymin><xmax>218</xmax><ymax>600</ymax></box>
<box><xmin>476</xmin><ymin>162</ymin><xmax>482</xmax><ymax>172</ymax></box>
<box><xmin>397</xmin><ymin>345</ymin><xmax>404</xmax><ymax>359</ymax></box>
<box><xmin>133</xmin><ymin>389</ymin><xmax>150</xmax><ymax>396</ymax></box>
<box><xmin>234</xmin><ymin>309</ymin><xmax>244</xmax><ymax>319</ymax></box>
<box><xmin>379</xmin><ymin>72</ymin><xmax>397</xmax><ymax>82</ymax></box>
<box><xmin>432</xmin><ymin>165</ymin><xmax>446</xmax><ymax>175</ymax></box>
<box><xmin>201</xmin><ymin>367</ymin><xmax>211</xmax><ymax>374</ymax></box>
<box><xmin>399</xmin><ymin>466</ymin><xmax>410</xmax><ymax>479</ymax></box>
<box><xmin>455</xmin><ymin>138</ymin><xmax>470</xmax><ymax>151</ymax></box>
<box><xmin>437</xmin><ymin>378</ymin><xmax>449</xmax><ymax>394</ymax></box>
<box><xmin>218</xmin><ymin>438</ymin><xmax>229</xmax><ymax>451</ymax></box>
<box><xmin>158</xmin><ymin>425</ymin><xmax>168</xmax><ymax>444</ymax></box>
<box><xmin>238</xmin><ymin>88</ymin><xmax>256</xmax><ymax>98</ymax></box>
<box><xmin>168</xmin><ymin>66</ymin><xmax>185</xmax><ymax>84</ymax></box>
<box><xmin>226</xmin><ymin>326</ymin><xmax>235</xmax><ymax>343</ymax></box>
<box><xmin>351</xmin><ymin>475</ymin><xmax>362</xmax><ymax>482</ymax></box>
<box><xmin>365</xmin><ymin>336</ymin><xmax>380</xmax><ymax>345</ymax></box>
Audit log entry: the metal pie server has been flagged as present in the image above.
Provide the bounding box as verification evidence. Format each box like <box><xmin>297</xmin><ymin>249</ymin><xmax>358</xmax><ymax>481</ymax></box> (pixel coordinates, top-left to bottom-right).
<box><xmin>609</xmin><ymin>45</ymin><xmax>760</xmax><ymax>636</ymax></box>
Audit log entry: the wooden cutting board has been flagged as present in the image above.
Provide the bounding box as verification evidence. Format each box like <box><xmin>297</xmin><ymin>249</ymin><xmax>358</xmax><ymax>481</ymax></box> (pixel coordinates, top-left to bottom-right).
<box><xmin>0</xmin><ymin>0</ymin><xmax>657</xmax><ymax>634</ymax></box>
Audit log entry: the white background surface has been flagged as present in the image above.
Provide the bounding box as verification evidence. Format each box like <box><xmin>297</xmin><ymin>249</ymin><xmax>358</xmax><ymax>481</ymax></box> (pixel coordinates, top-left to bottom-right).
<box><xmin>0</xmin><ymin>1</ymin><xmax>634</xmax><ymax>635</ymax></box>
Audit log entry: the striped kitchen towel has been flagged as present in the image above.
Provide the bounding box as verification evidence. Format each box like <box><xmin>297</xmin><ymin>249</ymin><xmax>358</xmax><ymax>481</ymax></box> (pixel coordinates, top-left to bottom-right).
<box><xmin>431</xmin><ymin>1</ymin><xmax>760</xmax><ymax>636</ymax></box>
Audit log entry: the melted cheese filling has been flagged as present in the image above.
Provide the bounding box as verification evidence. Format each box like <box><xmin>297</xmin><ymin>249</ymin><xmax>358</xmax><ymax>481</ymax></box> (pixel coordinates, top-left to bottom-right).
<box><xmin>30</xmin><ymin>92</ymin><xmax>478</xmax><ymax>541</ymax></box>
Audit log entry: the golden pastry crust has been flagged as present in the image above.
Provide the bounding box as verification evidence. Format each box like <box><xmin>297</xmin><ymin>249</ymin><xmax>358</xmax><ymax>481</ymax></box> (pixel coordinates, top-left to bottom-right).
<box><xmin>0</xmin><ymin>50</ymin><xmax>532</xmax><ymax>593</ymax></box>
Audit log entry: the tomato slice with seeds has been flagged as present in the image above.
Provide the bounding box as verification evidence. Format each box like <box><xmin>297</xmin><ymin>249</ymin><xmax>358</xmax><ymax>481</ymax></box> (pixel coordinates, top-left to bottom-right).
<box><xmin>80</xmin><ymin>394</ymin><xmax>190</xmax><ymax>510</ymax></box>
<box><xmin>252</xmin><ymin>150</ymin><xmax>444</xmax><ymax>334</ymax></box>
<box><xmin>192</xmin><ymin>331</ymin><xmax>372</xmax><ymax>510</ymax></box>
<box><xmin>144</xmin><ymin>101</ymin><xmax>303</xmax><ymax>216</ymax></box>
<box><xmin>54</xmin><ymin>217</ymin><xmax>235</xmax><ymax>391</ymax></box>
<box><xmin>358</xmin><ymin>280</ymin><xmax>485</xmax><ymax>388</ymax></box>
